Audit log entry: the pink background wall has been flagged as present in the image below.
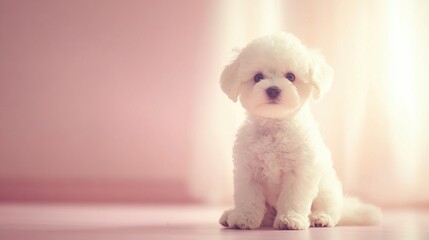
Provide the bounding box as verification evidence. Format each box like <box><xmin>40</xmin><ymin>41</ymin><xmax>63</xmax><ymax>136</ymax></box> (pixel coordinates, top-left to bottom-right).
<box><xmin>0</xmin><ymin>0</ymin><xmax>212</xmax><ymax>202</ymax></box>
<box><xmin>2</xmin><ymin>1</ymin><xmax>429</xmax><ymax>206</ymax></box>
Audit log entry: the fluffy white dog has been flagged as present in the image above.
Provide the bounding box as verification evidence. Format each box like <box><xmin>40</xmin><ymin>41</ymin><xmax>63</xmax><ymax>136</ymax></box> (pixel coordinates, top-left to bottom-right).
<box><xmin>219</xmin><ymin>32</ymin><xmax>381</xmax><ymax>230</ymax></box>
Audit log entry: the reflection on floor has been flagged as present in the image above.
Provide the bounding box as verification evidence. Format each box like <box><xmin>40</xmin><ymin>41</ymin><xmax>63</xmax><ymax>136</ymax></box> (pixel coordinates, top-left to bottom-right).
<box><xmin>0</xmin><ymin>203</ymin><xmax>428</xmax><ymax>240</ymax></box>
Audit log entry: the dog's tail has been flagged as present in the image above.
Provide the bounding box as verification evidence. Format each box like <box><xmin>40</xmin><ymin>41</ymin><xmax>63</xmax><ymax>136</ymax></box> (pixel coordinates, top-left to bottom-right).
<box><xmin>337</xmin><ymin>196</ymin><xmax>382</xmax><ymax>226</ymax></box>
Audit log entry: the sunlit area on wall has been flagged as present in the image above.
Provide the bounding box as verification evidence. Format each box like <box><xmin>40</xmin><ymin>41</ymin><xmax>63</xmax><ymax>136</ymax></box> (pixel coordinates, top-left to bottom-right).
<box><xmin>387</xmin><ymin>0</ymin><xmax>419</xmax><ymax>188</ymax></box>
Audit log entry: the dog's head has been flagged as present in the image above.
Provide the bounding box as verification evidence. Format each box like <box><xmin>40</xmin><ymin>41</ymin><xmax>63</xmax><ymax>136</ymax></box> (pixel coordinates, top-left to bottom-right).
<box><xmin>220</xmin><ymin>33</ymin><xmax>333</xmax><ymax>118</ymax></box>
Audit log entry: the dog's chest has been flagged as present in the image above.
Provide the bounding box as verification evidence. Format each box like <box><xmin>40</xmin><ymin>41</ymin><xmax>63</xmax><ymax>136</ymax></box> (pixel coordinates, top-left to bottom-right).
<box><xmin>248</xmin><ymin>125</ymin><xmax>301</xmax><ymax>183</ymax></box>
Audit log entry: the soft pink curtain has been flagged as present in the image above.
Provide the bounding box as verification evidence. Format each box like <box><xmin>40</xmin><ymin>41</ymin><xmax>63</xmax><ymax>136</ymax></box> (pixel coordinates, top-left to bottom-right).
<box><xmin>191</xmin><ymin>0</ymin><xmax>429</xmax><ymax>207</ymax></box>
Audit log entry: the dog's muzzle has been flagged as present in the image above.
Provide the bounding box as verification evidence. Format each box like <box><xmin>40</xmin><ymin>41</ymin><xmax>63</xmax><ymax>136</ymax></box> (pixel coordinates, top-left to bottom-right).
<box><xmin>266</xmin><ymin>86</ymin><xmax>281</xmax><ymax>99</ymax></box>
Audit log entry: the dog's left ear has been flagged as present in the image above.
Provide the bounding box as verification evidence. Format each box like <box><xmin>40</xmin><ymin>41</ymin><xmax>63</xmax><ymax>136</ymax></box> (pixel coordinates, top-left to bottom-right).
<box><xmin>308</xmin><ymin>50</ymin><xmax>333</xmax><ymax>101</ymax></box>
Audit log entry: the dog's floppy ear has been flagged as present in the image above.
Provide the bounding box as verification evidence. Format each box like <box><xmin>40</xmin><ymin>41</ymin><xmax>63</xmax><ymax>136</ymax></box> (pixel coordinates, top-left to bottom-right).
<box><xmin>220</xmin><ymin>56</ymin><xmax>241</xmax><ymax>102</ymax></box>
<box><xmin>308</xmin><ymin>50</ymin><xmax>333</xmax><ymax>101</ymax></box>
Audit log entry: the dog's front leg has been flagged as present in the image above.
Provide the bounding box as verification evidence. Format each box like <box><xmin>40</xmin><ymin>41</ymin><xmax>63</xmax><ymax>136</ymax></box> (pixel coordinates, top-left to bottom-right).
<box><xmin>221</xmin><ymin>168</ymin><xmax>265</xmax><ymax>229</ymax></box>
<box><xmin>274</xmin><ymin>167</ymin><xmax>321</xmax><ymax>230</ymax></box>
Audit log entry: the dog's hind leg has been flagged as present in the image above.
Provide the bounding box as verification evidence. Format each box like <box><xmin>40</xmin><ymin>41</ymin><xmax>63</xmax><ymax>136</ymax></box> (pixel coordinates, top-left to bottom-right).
<box><xmin>261</xmin><ymin>203</ymin><xmax>277</xmax><ymax>227</ymax></box>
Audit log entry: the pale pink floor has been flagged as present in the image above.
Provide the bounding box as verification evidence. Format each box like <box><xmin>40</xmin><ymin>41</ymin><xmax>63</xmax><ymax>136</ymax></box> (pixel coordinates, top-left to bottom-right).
<box><xmin>0</xmin><ymin>204</ymin><xmax>428</xmax><ymax>240</ymax></box>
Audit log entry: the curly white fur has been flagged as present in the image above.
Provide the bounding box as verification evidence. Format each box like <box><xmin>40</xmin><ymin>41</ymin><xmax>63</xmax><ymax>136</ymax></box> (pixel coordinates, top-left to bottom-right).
<box><xmin>219</xmin><ymin>32</ymin><xmax>381</xmax><ymax>230</ymax></box>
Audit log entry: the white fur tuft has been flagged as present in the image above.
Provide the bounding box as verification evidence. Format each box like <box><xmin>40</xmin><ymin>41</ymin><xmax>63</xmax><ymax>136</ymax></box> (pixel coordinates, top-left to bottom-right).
<box><xmin>338</xmin><ymin>197</ymin><xmax>382</xmax><ymax>226</ymax></box>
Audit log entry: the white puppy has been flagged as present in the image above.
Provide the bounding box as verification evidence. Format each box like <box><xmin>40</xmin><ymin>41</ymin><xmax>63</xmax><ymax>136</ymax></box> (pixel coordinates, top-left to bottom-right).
<box><xmin>219</xmin><ymin>33</ymin><xmax>381</xmax><ymax>230</ymax></box>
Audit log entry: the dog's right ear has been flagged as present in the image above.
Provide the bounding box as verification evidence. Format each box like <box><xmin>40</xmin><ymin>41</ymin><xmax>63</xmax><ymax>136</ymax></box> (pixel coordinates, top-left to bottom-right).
<box><xmin>220</xmin><ymin>57</ymin><xmax>241</xmax><ymax>102</ymax></box>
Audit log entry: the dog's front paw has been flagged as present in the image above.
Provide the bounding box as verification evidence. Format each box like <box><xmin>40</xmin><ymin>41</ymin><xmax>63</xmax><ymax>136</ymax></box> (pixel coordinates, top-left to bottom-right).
<box><xmin>309</xmin><ymin>212</ymin><xmax>335</xmax><ymax>227</ymax></box>
<box><xmin>274</xmin><ymin>211</ymin><xmax>310</xmax><ymax>230</ymax></box>
<box><xmin>219</xmin><ymin>208</ymin><xmax>263</xmax><ymax>229</ymax></box>
<box><xmin>219</xmin><ymin>209</ymin><xmax>233</xmax><ymax>227</ymax></box>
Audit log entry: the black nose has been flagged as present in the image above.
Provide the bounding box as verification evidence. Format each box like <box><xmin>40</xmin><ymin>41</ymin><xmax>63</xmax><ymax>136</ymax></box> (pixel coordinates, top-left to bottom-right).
<box><xmin>266</xmin><ymin>86</ymin><xmax>281</xmax><ymax>99</ymax></box>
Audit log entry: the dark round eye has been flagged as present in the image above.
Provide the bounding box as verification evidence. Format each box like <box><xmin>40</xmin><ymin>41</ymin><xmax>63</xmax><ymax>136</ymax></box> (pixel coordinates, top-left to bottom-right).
<box><xmin>253</xmin><ymin>72</ymin><xmax>264</xmax><ymax>82</ymax></box>
<box><xmin>285</xmin><ymin>72</ymin><xmax>295</xmax><ymax>82</ymax></box>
